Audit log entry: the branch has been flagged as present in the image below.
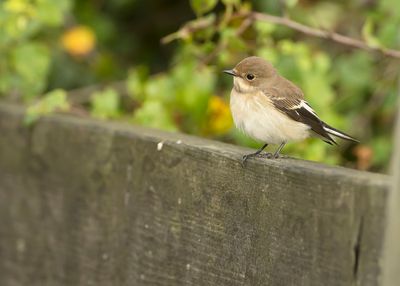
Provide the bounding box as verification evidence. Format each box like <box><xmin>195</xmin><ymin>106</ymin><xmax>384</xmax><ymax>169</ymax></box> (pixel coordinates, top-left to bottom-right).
<box><xmin>250</xmin><ymin>12</ymin><xmax>400</xmax><ymax>59</ymax></box>
<box><xmin>161</xmin><ymin>15</ymin><xmax>216</xmax><ymax>44</ymax></box>
<box><xmin>161</xmin><ymin>10</ymin><xmax>400</xmax><ymax>60</ymax></box>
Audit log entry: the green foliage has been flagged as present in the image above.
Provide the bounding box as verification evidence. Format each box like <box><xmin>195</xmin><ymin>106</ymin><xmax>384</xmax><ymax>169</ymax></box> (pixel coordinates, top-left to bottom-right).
<box><xmin>162</xmin><ymin>0</ymin><xmax>398</xmax><ymax>172</ymax></box>
<box><xmin>0</xmin><ymin>0</ymin><xmax>398</xmax><ymax>172</ymax></box>
<box><xmin>132</xmin><ymin>100</ymin><xmax>178</xmax><ymax>132</ymax></box>
<box><xmin>362</xmin><ymin>19</ymin><xmax>382</xmax><ymax>48</ymax></box>
<box><xmin>190</xmin><ymin>0</ymin><xmax>218</xmax><ymax>16</ymax></box>
<box><xmin>127</xmin><ymin>57</ymin><xmax>216</xmax><ymax>133</ymax></box>
<box><xmin>90</xmin><ymin>88</ymin><xmax>120</xmax><ymax>119</ymax></box>
<box><xmin>11</xmin><ymin>43</ymin><xmax>51</xmax><ymax>99</ymax></box>
<box><xmin>24</xmin><ymin>89</ymin><xmax>69</xmax><ymax>125</ymax></box>
<box><xmin>0</xmin><ymin>0</ymin><xmax>71</xmax><ymax>99</ymax></box>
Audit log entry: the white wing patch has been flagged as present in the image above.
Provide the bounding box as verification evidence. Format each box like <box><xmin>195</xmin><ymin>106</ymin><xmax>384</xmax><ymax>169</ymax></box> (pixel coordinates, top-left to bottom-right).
<box><xmin>287</xmin><ymin>100</ymin><xmax>319</xmax><ymax>118</ymax></box>
<box><xmin>300</xmin><ymin>100</ymin><xmax>318</xmax><ymax>116</ymax></box>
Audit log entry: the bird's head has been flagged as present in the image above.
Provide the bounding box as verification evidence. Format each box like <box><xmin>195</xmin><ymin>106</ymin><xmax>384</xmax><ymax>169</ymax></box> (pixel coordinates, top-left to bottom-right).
<box><xmin>223</xmin><ymin>56</ymin><xmax>277</xmax><ymax>93</ymax></box>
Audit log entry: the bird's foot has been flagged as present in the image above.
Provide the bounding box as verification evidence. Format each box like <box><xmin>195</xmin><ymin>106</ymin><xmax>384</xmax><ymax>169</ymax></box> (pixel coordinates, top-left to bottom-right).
<box><xmin>241</xmin><ymin>152</ymin><xmax>276</xmax><ymax>167</ymax></box>
<box><xmin>259</xmin><ymin>152</ymin><xmax>279</xmax><ymax>159</ymax></box>
<box><xmin>259</xmin><ymin>153</ymin><xmax>288</xmax><ymax>159</ymax></box>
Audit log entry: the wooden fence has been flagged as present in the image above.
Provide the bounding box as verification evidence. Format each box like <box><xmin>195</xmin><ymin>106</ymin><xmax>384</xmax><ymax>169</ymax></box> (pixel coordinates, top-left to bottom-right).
<box><xmin>0</xmin><ymin>103</ymin><xmax>394</xmax><ymax>286</ymax></box>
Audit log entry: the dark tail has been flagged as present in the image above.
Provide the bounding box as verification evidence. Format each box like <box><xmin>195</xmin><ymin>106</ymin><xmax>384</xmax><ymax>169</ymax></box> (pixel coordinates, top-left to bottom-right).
<box><xmin>322</xmin><ymin>124</ymin><xmax>359</xmax><ymax>143</ymax></box>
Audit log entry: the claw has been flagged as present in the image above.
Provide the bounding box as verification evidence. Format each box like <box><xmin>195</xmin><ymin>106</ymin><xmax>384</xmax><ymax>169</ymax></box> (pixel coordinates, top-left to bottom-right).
<box><xmin>241</xmin><ymin>152</ymin><xmax>274</xmax><ymax>165</ymax></box>
<box><xmin>241</xmin><ymin>155</ymin><xmax>249</xmax><ymax>167</ymax></box>
<box><xmin>257</xmin><ymin>152</ymin><xmax>273</xmax><ymax>159</ymax></box>
<box><xmin>240</xmin><ymin>150</ymin><xmax>283</xmax><ymax>166</ymax></box>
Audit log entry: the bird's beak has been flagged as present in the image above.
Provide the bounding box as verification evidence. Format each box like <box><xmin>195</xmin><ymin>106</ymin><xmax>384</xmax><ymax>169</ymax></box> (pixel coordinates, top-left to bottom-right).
<box><xmin>223</xmin><ymin>69</ymin><xmax>237</xmax><ymax>76</ymax></box>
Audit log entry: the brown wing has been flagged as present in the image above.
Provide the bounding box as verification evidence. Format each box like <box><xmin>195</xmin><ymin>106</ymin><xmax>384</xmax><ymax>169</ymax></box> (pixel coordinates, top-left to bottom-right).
<box><xmin>263</xmin><ymin>77</ymin><xmax>336</xmax><ymax>144</ymax></box>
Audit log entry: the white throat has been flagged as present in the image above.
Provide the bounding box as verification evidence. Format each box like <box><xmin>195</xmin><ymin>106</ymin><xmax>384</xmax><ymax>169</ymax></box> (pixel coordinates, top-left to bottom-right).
<box><xmin>233</xmin><ymin>77</ymin><xmax>257</xmax><ymax>93</ymax></box>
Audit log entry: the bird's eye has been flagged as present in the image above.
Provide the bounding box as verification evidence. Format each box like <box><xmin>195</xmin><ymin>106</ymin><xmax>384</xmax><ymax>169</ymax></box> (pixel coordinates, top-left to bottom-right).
<box><xmin>246</xmin><ymin>74</ymin><xmax>255</xmax><ymax>81</ymax></box>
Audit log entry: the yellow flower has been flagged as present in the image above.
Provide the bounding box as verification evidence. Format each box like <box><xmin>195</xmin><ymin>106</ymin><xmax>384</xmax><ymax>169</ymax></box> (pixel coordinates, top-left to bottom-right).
<box><xmin>205</xmin><ymin>96</ymin><xmax>233</xmax><ymax>135</ymax></box>
<box><xmin>61</xmin><ymin>25</ymin><xmax>96</xmax><ymax>57</ymax></box>
<box><xmin>3</xmin><ymin>0</ymin><xmax>32</xmax><ymax>14</ymax></box>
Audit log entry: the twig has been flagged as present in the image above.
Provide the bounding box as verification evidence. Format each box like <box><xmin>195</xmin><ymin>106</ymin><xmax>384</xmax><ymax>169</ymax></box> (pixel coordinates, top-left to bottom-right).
<box><xmin>200</xmin><ymin>16</ymin><xmax>253</xmax><ymax>65</ymax></box>
<box><xmin>250</xmin><ymin>12</ymin><xmax>400</xmax><ymax>59</ymax></box>
<box><xmin>162</xmin><ymin>10</ymin><xmax>400</xmax><ymax>60</ymax></box>
<box><xmin>161</xmin><ymin>15</ymin><xmax>216</xmax><ymax>44</ymax></box>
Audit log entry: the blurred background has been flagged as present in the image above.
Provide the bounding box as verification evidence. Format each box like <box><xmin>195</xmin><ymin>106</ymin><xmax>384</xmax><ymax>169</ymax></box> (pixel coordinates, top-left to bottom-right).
<box><xmin>0</xmin><ymin>0</ymin><xmax>398</xmax><ymax>173</ymax></box>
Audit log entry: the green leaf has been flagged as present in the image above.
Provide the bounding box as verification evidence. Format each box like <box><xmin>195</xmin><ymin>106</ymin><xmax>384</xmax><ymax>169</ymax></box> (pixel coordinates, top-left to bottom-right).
<box><xmin>126</xmin><ymin>66</ymin><xmax>149</xmax><ymax>101</ymax></box>
<box><xmin>221</xmin><ymin>0</ymin><xmax>240</xmax><ymax>6</ymax></box>
<box><xmin>35</xmin><ymin>0</ymin><xmax>71</xmax><ymax>26</ymax></box>
<box><xmin>90</xmin><ymin>88</ymin><xmax>120</xmax><ymax>119</ymax></box>
<box><xmin>376</xmin><ymin>19</ymin><xmax>399</xmax><ymax>47</ymax></box>
<box><xmin>257</xmin><ymin>47</ymin><xmax>278</xmax><ymax>64</ymax></box>
<box><xmin>362</xmin><ymin>18</ymin><xmax>382</xmax><ymax>48</ymax></box>
<box><xmin>220</xmin><ymin>27</ymin><xmax>246</xmax><ymax>51</ymax></box>
<box><xmin>172</xmin><ymin>62</ymin><xmax>215</xmax><ymax>129</ymax></box>
<box><xmin>190</xmin><ymin>0</ymin><xmax>218</xmax><ymax>16</ymax></box>
<box><xmin>132</xmin><ymin>100</ymin><xmax>178</xmax><ymax>131</ymax></box>
<box><xmin>307</xmin><ymin>2</ymin><xmax>341</xmax><ymax>30</ymax></box>
<box><xmin>12</xmin><ymin>42</ymin><xmax>50</xmax><ymax>98</ymax></box>
<box><xmin>285</xmin><ymin>0</ymin><xmax>298</xmax><ymax>8</ymax></box>
<box><xmin>254</xmin><ymin>21</ymin><xmax>275</xmax><ymax>36</ymax></box>
<box><xmin>144</xmin><ymin>74</ymin><xmax>174</xmax><ymax>104</ymax></box>
<box><xmin>24</xmin><ymin>89</ymin><xmax>69</xmax><ymax>125</ymax></box>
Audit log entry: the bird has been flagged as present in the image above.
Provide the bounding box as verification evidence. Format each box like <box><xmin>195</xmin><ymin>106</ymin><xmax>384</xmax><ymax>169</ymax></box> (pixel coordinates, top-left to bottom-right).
<box><xmin>223</xmin><ymin>56</ymin><xmax>358</xmax><ymax>163</ymax></box>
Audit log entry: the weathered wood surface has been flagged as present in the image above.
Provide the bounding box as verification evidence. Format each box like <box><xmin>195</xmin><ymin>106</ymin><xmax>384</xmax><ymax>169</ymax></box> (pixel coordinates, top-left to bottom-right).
<box><xmin>381</xmin><ymin>98</ymin><xmax>400</xmax><ymax>286</ymax></box>
<box><xmin>0</xmin><ymin>103</ymin><xmax>390</xmax><ymax>286</ymax></box>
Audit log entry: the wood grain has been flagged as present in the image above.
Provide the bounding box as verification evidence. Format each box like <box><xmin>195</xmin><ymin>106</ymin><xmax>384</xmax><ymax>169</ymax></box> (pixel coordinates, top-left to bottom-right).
<box><xmin>0</xmin><ymin>103</ymin><xmax>389</xmax><ymax>286</ymax></box>
<box><xmin>381</xmin><ymin>87</ymin><xmax>400</xmax><ymax>286</ymax></box>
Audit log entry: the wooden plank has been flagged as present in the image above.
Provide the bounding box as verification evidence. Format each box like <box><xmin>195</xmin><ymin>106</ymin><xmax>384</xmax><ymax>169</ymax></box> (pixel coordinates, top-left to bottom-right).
<box><xmin>0</xmin><ymin>103</ymin><xmax>390</xmax><ymax>286</ymax></box>
<box><xmin>381</xmin><ymin>83</ymin><xmax>400</xmax><ymax>286</ymax></box>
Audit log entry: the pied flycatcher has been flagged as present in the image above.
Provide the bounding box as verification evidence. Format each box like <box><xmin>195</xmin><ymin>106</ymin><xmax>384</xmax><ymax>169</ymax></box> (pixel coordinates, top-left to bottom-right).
<box><xmin>224</xmin><ymin>56</ymin><xmax>358</xmax><ymax>163</ymax></box>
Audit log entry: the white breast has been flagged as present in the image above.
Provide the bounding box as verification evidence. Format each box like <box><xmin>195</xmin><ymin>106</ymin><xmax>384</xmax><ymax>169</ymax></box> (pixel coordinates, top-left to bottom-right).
<box><xmin>230</xmin><ymin>89</ymin><xmax>311</xmax><ymax>145</ymax></box>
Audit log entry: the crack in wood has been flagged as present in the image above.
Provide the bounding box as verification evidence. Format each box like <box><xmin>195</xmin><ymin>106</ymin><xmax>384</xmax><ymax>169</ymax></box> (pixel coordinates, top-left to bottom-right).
<box><xmin>353</xmin><ymin>216</ymin><xmax>364</xmax><ymax>280</ymax></box>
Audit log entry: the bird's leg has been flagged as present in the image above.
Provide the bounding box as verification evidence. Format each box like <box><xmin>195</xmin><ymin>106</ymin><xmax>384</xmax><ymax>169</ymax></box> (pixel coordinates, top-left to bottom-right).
<box><xmin>242</xmin><ymin>143</ymin><xmax>268</xmax><ymax>164</ymax></box>
<box><xmin>272</xmin><ymin>142</ymin><xmax>286</xmax><ymax>158</ymax></box>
